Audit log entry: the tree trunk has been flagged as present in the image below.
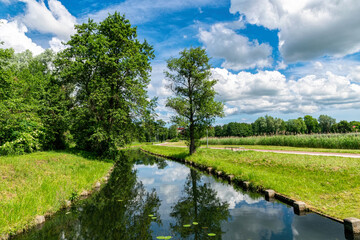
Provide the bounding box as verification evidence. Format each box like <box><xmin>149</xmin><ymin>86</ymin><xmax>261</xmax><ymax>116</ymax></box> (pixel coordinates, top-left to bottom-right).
<box><xmin>189</xmin><ymin>122</ymin><xmax>196</xmax><ymax>155</ymax></box>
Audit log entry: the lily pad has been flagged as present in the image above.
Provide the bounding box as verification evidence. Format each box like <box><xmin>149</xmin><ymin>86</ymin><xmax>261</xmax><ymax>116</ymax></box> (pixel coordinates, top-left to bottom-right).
<box><xmin>148</xmin><ymin>214</ymin><xmax>154</xmax><ymax>217</ymax></box>
<box><xmin>192</xmin><ymin>222</ymin><xmax>198</xmax><ymax>225</ymax></box>
<box><xmin>183</xmin><ymin>224</ymin><xmax>191</xmax><ymax>228</ymax></box>
<box><xmin>156</xmin><ymin>237</ymin><xmax>172</xmax><ymax>240</ymax></box>
<box><xmin>152</xmin><ymin>217</ymin><xmax>157</xmax><ymax>220</ymax></box>
<box><xmin>208</xmin><ymin>233</ymin><xmax>216</xmax><ymax>237</ymax></box>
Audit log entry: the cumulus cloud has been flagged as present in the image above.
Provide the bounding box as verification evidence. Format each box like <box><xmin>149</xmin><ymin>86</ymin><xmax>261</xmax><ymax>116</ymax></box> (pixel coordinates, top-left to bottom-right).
<box><xmin>212</xmin><ymin>67</ymin><xmax>360</xmax><ymax>114</ymax></box>
<box><xmin>199</xmin><ymin>23</ymin><xmax>272</xmax><ymax>70</ymax></box>
<box><xmin>20</xmin><ymin>0</ymin><xmax>76</xmax><ymax>40</ymax></box>
<box><xmin>0</xmin><ymin>19</ymin><xmax>44</xmax><ymax>55</ymax></box>
<box><xmin>230</xmin><ymin>0</ymin><xmax>360</xmax><ymax>62</ymax></box>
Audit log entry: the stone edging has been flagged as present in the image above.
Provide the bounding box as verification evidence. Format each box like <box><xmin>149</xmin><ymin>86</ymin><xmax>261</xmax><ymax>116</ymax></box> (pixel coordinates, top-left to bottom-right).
<box><xmin>1</xmin><ymin>165</ymin><xmax>115</xmax><ymax>240</ymax></box>
<box><xmin>140</xmin><ymin>148</ymin><xmax>343</xmax><ymax>224</ymax></box>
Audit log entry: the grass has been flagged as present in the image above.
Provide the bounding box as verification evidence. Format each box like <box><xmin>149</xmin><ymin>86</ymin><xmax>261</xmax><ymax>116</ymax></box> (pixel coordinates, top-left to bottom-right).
<box><xmin>0</xmin><ymin>151</ymin><xmax>113</xmax><ymax>237</ymax></box>
<box><xmin>166</xmin><ymin>141</ymin><xmax>360</xmax><ymax>154</ymax></box>
<box><xmin>199</xmin><ymin>134</ymin><xmax>360</xmax><ymax>150</ymax></box>
<box><xmin>142</xmin><ymin>145</ymin><xmax>360</xmax><ymax>220</ymax></box>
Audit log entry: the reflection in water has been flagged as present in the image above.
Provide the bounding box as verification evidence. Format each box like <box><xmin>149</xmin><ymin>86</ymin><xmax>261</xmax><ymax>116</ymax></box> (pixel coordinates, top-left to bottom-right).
<box><xmin>15</xmin><ymin>151</ymin><xmax>161</xmax><ymax>240</ymax></box>
<box><xmin>170</xmin><ymin>169</ymin><xmax>230</xmax><ymax>240</ymax></box>
<box><xmin>14</xmin><ymin>150</ymin><xmax>346</xmax><ymax>240</ymax></box>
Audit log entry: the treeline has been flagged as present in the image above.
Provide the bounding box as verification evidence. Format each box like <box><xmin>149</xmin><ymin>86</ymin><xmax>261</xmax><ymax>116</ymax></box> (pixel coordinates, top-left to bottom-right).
<box><xmin>0</xmin><ymin>13</ymin><xmax>162</xmax><ymax>157</ymax></box>
<box><xmin>213</xmin><ymin>115</ymin><xmax>360</xmax><ymax>137</ymax></box>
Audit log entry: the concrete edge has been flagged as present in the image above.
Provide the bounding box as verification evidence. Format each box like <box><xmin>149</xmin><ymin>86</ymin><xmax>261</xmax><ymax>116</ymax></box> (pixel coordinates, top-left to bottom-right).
<box><xmin>140</xmin><ymin>148</ymin><xmax>344</xmax><ymax>224</ymax></box>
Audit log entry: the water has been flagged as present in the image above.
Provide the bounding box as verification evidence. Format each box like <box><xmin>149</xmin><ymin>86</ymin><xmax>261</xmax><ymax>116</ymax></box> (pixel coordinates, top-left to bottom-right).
<box><xmin>14</xmin><ymin>150</ymin><xmax>346</xmax><ymax>240</ymax></box>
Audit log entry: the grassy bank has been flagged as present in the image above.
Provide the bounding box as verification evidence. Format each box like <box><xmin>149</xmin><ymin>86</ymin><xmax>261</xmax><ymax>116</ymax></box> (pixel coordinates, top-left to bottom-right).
<box><xmin>200</xmin><ymin>134</ymin><xmax>360</xmax><ymax>149</ymax></box>
<box><xmin>0</xmin><ymin>151</ymin><xmax>113</xmax><ymax>237</ymax></box>
<box><xmin>142</xmin><ymin>145</ymin><xmax>360</xmax><ymax>220</ymax></box>
<box><xmin>166</xmin><ymin>141</ymin><xmax>360</xmax><ymax>154</ymax></box>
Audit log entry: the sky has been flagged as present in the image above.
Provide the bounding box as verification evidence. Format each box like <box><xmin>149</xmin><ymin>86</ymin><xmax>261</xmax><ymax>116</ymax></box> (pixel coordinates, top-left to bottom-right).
<box><xmin>1</xmin><ymin>0</ymin><xmax>360</xmax><ymax>125</ymax></box>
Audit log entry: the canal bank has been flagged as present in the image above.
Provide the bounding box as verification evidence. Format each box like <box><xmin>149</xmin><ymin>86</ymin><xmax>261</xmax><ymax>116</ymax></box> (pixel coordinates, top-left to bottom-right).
<box><xmin>141</xmin><ymin>145</ymin><xmax>360</xmax><ymax>237</ymax></box>
<box><xmin>12</xmin><ymin>149</ymin><xmax>349</xmax><ymax>240</ymax></box>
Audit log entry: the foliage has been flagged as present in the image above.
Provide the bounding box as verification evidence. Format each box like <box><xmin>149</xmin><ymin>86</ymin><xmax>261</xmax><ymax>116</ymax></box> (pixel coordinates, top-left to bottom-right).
<box><xmin>56</xmin><ymin>12</ymin><xmax>154</xmax><ymax>156</ymax></box>
<box><xmin>318</xmin><ymin>115</ymin><xmax>336</xmax><ymax>133</ymax></box>
<box><xmin>165</xmin><ymin>47</ymin><xmax>224</xmax><ymax>154</ymax></box>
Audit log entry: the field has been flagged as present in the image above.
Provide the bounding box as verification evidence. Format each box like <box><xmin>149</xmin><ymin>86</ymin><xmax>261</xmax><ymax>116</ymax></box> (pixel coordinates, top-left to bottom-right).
<box><xmin>199</xmin><ymin>134</ymin><xmax>360</xmax><ymax>149</ymax></box>
<box><xmin>142</xmin><ymin>145</ymin><xmax>360</xmax><ymax>220</ymax></box>
<box><xmin>0</xmin><ymin>151</ymin><xmax>113</xmax><ymax>237</ymax></box>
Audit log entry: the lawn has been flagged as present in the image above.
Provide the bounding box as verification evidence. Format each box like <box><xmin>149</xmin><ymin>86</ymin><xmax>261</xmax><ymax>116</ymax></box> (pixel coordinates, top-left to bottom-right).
<box><xmin>0</xmin><ymin>151</ymin><xmax>113</xmax><ymax>237</ymax></box>
<box><xmin>166</xmin><ymin>141</ymin><xmax>360</xmax><ymax>154</ymax></box>
<box><xmin>142</xmin><ymin>145</ymin><xmax>360</xmax><ymax>220</ymax></box>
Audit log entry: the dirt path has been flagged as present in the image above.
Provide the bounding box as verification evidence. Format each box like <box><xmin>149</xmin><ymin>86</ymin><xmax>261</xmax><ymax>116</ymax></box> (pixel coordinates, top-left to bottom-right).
<box><xmin>156</xmin><ymin>142</ymin><xmax>360</xmax><ymax>158</ymax></box>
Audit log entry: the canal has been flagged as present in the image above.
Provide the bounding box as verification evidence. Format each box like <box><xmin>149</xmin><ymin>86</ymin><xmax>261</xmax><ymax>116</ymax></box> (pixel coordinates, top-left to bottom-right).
<box><xmin>14</xmin><ymin>150</ymin><xmax>345</xmax><ymax>240</ymax></box>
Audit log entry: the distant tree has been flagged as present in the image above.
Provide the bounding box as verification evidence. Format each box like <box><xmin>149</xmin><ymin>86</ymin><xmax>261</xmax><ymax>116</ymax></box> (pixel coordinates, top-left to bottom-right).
<box><xmin>350</xmin><ymin>121</ymin><xmax>360</xmax><ymax>132</ymax></box>
<box><xmin>274</xmin><ymin>117</ymin><xmax>285</xmax><ymax>134</ymax></box>
<box><xmin>304</xmin><ymin>115</ymin><xmax>320</xmax><ymax>134</ymax></box>
<box><xmin>168</xmin><ymin>124</ymin><xmax>178</xmax><ymax>139</ymax></box>
<box><xmin>318</xmin><ymin>115</ymin><xmax>336</xmax><ymax>133</ymax></box>
<box><xmin>286</xmin><ymin>118</ymin><xmax>306</xmax><ymax>134</ymax></box>
<box><xmin>214</xmin><ymin>125</ymin><xmax>224</xmax><ymax>137</ymax></box>
<box><xmin>265</xmin><ymin>115</ymin><xmax>275</xmax><ymax>135</ymax></box>
<box><xmin>336</xmin><ymin>120</ymin><xmax>352</xmax><ymax>133</ymax></box>
<box><xmin>253</xmin><ymin>117</ymin><xmax>267</xmax><ymax>135</ymax></box>
<box><xmin>165</xmin><ymin>47</ymin><xmax>224</xmax><ymax>155</ymax></box>
<box><xmin>56</xmin><ymin>13</ymin><xmax>155</xmax><ymax>156</ymax></box>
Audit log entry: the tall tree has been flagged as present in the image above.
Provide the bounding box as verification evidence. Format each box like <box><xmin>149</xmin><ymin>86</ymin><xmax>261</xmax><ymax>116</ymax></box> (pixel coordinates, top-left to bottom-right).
<box><xmin>304</xmin><ymin>115</ymin><xmax>319</xmax><ymax>134</ymax></box>
<box><xmin>165</xmin><ymin>47</ymin><xmax>224</xmax><ymax>155</ymax></box>
<box><xmin>56</xmin><ymin>13</ymin><xmax>155</xmax><ymax>156</ymax></box>
<box><xmin>318</xmin><ymin>115</ymin><xmax>336</xmax><ymax>133</ymax></box>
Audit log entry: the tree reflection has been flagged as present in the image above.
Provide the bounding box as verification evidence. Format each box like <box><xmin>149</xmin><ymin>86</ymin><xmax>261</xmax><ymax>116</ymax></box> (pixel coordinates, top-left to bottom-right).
<box><xmin>170</xmin><ymin>169</ymin><xmax>230</xmax><ymax>240</ymax></box>
<box><xmin>15</xmin><ymin>151</ymin><xmax>161</xmax><ymax>240</ymax></box>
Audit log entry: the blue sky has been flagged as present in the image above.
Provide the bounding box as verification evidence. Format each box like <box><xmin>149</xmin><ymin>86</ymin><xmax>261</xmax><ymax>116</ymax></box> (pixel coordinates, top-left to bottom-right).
<box><xmin>1</xmin><ymin>0</ymin><xmax>360</xmax><ymax>124</ymax></box>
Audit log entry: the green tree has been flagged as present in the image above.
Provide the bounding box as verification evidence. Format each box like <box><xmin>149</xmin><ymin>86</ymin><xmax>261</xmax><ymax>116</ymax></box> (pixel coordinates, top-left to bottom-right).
<box><xmin>304</xmin><ymin>115</ymin><xmax>319</xmax><ymax>134</ymax></box>
<box><xmin>165</xmin><ymin>47</ymin><xmax>224</xmax><ymax>155</ymax></box>
<box><xmin>336</xmin><ymin>120</ymin><xmax>352</xmax><ymax>133</ymax></box>
<box><xmin>56</xmin><ymin>13</ymin><xmax>155</xmax><ymax>156</ymax></box>
<box><xmin>318</xmin><ymin>115</ymin><xmax>336</xmax><ymax>133</ymax></box>
<box><xmin>253</xmin><ymin>117</ymin><xmax>267</xmax><ymax>135</ymax></box>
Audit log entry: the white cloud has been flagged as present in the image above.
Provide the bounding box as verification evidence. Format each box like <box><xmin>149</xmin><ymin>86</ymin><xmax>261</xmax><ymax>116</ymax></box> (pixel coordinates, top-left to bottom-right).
<box><xmin>212</xmin><ymin>67</ymin><xmax>360</xmax><ymax>114</ymax></box>
<box><xmin>20</xmin><ymin>0</ymin><xmax>76</xmax><ymax>40</ymax></box>
<box><xmin>210</xmin><ymin>180</ymin><xmax>261</xmax><ymax>209</ymax></box>
<box><xmin>0</xmin><ymin>19</ymin><xmax>44</xmax><ymax>55</ymax></box>
<box><xmin>199</xmin><ymin>23</ymin><xmax>272</xmax><ymax>70</ymax></box>
<box><xmin>230</xmin><ymin>0</ymin><xmax>360</xmax><ymax>62</ymax></box>
<box><xmin>49</xmin><ymin>37</ymin><xmax>67</xmax><ymax>52</ymax></box>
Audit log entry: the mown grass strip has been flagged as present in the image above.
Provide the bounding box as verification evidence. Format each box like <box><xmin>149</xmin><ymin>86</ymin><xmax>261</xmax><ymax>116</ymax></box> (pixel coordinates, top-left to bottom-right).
<box><xmin>166</xmin><ymin>141</ymin><xmax>360</xmax><ymax>154</ymax></box>
<box><xmin>142</xmin><ymin>145</ymin><xmax>360</xmax><ymax>220</ymax></box>
<box><xmin>0</xmin><ymin>151</ymin><xmax>113</xmax><ymax>236</ymax></box>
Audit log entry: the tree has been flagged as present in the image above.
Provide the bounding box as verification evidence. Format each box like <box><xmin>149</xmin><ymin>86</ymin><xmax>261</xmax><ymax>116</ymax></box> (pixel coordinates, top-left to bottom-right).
<box><xmin>318</xmin><ymin>115</ymin><xmax>336</xmax><ymax>133</ymax></box>
<box><xmin>304</xmin><ymin>115</ymin><xmax>319</xmax><ymax>134</ymax></box>
<box><xmin>165</xmin><ymin>47</ymin><xmax>224</xmax><ymax>155</ymax></box>
<box><xmin>56</xmin><ymin>13</ymin><xmax>155</xmax><ymax>156</ymax></box>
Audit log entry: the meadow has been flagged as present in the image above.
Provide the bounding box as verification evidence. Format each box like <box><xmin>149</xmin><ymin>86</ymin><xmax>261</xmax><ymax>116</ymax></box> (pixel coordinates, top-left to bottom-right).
<box><xmin>0</xmin><ymin>152</ymin><xmax>113</xmax><ymax>237</ymax></box>
<box><xmin>200</xmin><ymin>133</ymin><xmax>360</xmax><ymax>149</ymax></box>
<box><xmin>142</xmin><ymin>145</ymin><xmax>360</xmax><ymax>220</ymax></box>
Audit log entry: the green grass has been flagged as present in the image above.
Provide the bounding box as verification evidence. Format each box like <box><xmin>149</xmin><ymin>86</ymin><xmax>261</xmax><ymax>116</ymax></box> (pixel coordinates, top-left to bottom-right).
<box><xmin>142</xmin><ymin>145</ymin><xmax>360</xmax><ymax>220</ymax></box>
<box><xmin>166</xmin><ymin>141</ymin><xmax>360</xmax><ymax>154</ymax></box>
<box><xmin>200</xmin><ymin>134</ymin><xmax>360</xmax><ymax>150</ymax></box>
<box><xmin>0</xmin><ymin>151</ymin><xmax>113</xmax><ymax>236</ymax></box>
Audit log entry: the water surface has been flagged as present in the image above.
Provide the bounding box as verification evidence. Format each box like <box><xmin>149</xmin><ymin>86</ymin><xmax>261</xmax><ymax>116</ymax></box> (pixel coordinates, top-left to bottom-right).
<box><xmin>14</xmin><ymin>150</ymin><xmax>345</xmax><ymax>240</ymax></box>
